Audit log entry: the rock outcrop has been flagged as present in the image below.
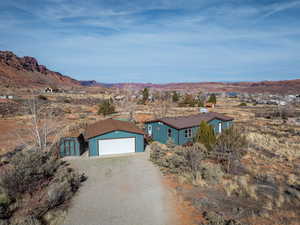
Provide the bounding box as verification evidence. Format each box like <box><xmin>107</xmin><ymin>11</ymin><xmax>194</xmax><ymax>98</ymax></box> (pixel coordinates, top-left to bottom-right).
<box><xmin>0</xmin><ymin>51</ymin><xmax>80</xmax><ymax>87</ymax></box>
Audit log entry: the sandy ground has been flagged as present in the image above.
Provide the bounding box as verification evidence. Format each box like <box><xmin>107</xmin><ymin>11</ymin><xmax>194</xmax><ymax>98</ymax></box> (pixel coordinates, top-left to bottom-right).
<box><xmin>62</xmin><ymin>151</ymin><xmax>178</xmax><ymax>225</ymax></box>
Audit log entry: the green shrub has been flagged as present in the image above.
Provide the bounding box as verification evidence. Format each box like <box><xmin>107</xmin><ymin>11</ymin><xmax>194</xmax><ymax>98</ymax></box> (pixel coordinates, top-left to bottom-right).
<box><xmin>172</xmin><ymin>91</ymin><xmax>180</xmax><ymax>102</ymax></box>
<box><xmin>141</xmin><ymin>88</ymin><xmax>149</xmax><ymax>104</ymax></box>
<box><xmin>239</xmin><ymin>102</ymin><xmax>247</xmax><ymax>107</ymax></box>
<box><xmin>207</xmin><ymin>94</ymin><xmax>217</xmax><ymax>104</ymax></box>
<box><xmin>37</xmin><ymin>95</ymin><xmax>48</xmax><ymax>101</ymax></box>
<box><xmin>194</xmin><ymin>121</ymin><xmax>216</xmax><ymax>150</ymax></box>
<box><xmin>63</xmin><ymin>98</ymin><xmax>71</xmax><ymax>104</ymax></box>
<box><xmin>0</xmin><ymin>193</ymin><xmax>10</xmax><ymax>207</ymax></box>
<box><xmin>178</xmin><ymin>94</ymin><xmax>197</xmax><ymax>107</ymax></box>
<box><xmin>98</xmin><ymin>99</ymin><xmax>115</xmax><ymax>116</ymax></box>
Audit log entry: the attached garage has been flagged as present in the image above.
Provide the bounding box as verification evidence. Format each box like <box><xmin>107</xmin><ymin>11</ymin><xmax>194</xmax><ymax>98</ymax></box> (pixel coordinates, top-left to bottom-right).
<box><xmin>98</xmin><ymin>138</ymin><xmax>135</xmax><ymax>156</ymax></box>
<box><xmin>85</xmin><ymin>119</ymin><xmax>145</xmax><ymax>156</ymax></box>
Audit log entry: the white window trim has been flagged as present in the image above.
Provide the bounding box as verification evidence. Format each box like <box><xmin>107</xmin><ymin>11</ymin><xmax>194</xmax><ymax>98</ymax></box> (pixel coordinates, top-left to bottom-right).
<box><xmin>185</xmin><ymin>128</ymin><xmax>192</xmax><ymax>138</ymax></box>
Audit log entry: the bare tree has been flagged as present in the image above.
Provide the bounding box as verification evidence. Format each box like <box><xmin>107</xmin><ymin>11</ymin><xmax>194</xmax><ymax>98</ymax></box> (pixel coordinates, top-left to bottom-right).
<box><xmin>21</xmin><ymin>97</ymin><xmax>65</xmax><ymax>151</ymax></box>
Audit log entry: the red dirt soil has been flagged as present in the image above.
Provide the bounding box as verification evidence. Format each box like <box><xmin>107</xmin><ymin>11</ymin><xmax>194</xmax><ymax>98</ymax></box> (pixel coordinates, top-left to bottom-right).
<box><xmin>163</xmin><ymin>174</ymin><xmax>205</xmax><ymax>225</ymax></box>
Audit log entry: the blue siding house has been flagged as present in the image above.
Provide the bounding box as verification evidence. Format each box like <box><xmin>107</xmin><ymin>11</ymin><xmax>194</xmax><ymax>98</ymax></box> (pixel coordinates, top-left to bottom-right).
<box><xmin>145</xmin><ymin>112</ymin><xmax>233</xmax><ymax>145</ymax></box>
<box><xmin>85</xmin><ymin>119</ymin><xmax>145</xmax><ymax>156</ymax></box>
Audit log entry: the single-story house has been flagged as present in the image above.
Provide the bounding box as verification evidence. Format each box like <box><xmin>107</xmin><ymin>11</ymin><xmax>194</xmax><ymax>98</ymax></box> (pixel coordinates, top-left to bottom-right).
<box><xmin>227</xmin><ymin>92</ymin><xmax>239</xmax><ymax>98</ymax></box>
<box><xmin>85</xmin><ymin>118</ymin><xmax>145</xmax><ymax>156</ymax></box>
<box><xmin>44</xmin><ymin>87</ymin><xmax>53</xmax><ymax>93</ymax></box>
<box><xmin>205</xmin><ymin>102</ymin><xmax>215</xmax><ymax>108</ymax></box>
<box><xmin>145</xmin><ymin>112</ymin><xmax>233</xmax><ymax>145</ymax></box>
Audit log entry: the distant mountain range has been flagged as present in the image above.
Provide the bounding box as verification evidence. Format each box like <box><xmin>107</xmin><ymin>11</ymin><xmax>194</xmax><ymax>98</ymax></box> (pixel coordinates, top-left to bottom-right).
<box><xmin>81</xmin><ymin>80</ymin><xmax>300</xmax><ymax>94</ymax></box>
<box><xmin>0</xmin><ymin>50</ymin><xmax>299</xmax><ymax>94</ymax></box>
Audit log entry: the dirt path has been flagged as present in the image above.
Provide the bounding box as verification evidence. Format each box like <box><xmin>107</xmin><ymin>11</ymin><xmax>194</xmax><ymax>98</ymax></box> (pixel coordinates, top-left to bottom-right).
<box><xmin>62</xmin><ymin>152</ymin><xmax>178</xmax><ymax>225</ymax></box>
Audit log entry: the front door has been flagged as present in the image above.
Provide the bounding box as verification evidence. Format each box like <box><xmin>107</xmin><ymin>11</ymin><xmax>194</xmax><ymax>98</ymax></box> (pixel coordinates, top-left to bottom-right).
<box><xmin>148</xmin><ymin>125</ymin><xmax>152</xmax><ymax>136</ymax></box>
<box><xmin>218</xmin><ymin>122</ymin><xmax>222</xmax><ymax>133</ymax></box>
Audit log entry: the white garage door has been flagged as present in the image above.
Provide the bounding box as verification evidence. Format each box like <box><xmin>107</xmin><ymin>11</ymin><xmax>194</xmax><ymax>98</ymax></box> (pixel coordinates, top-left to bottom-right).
<box><xmin>98</xmin><ymin>138</ymin><xmax>135</xmax><ymax>156</ymax></box>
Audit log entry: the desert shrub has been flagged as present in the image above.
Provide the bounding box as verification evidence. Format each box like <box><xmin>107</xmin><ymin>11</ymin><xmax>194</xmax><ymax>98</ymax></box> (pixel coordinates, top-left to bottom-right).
<box><xmin>159</xmin><ymin>150</ymin><xmax>186</xmax><ymax>173</ymax></box>
<box><xmin>0</xmin><ymin>149</ymin><xmax>85</xmax><ymax>224</ymax></box>
<box><xmin>180</xmin><ymin>144</ymin><xmax>207</xmax><ymax>176</ymax></box>
<box><xmin>194</xmin><ymin>121</ymin><xmax>216</xmax><ymax>150</ymax></box>
<box><xmin>47</xmin><ymin>180</ymin><xmax>72</xmax><ymax>208</ymax></box>
<box><xmin>200</xmin><ymin>162</ymin><xmax>224</xmax><ymax>185</ymax></box>
<box><xmin>201</xmin><ymin>211</ymin><xmax>244</xmax><ymax>225</ymax></box>
<box><xmin>97</xmin><ymin>99</ymin><xmax>115</xmax><ymax>116</ymax></box>
<box><xmin>37</xmin><ymin>95</ymin><xmax>48</xmax><ymax>101</ymax></box>
<box><xmin>0</xmin><ymin>191</ymin><xmax>11</xmax><ymax>219</ymax></box>
<box><xmin>63</xmin><ymin>98</ymin><xmax>71</xmax><ymax>103</ymax></box>
<box><xmin>150</xmin><ymin>142</ymin><xmax>223</xmax><ymax>184</ymax></box>
<box><xmin>178</xmin><ymin>94</ymin><xmax>198</xmax><ymax>107</ymax></box>
<box><xmin>0</xmin><ymin>150</ymin><xmax>60</xmax><ymax>197</ymax></box>
<box><xmin>255</xmin><ymin>106</ymin><xmax>298</xmax><ymax>119</ymax></box>
<box><xmin>239</xmin><ymin>102</ymin><xmax>247</xmax><ymax>107</ymax></box>
<box><xmin>149</xmin><ymin>142</ymin><xmax>169</xmax><ymax>165</ymax></box>
<box><xmin>223</xmin><ymin>175</ymin><xmax>258</xmax><ymax>200</ymax></box>
<box><xmin>11</xmin><ymin>216</ymin><xmax>42</xmax><ymax>225</ymax></box>
<box><xmin>213</xmin><ymin>127</ymin><xmax>247</xmax><ymax>173</ymax></box>
<box><xmin>166</xmin><ymin>138</ymin><xmax>176</xmax><ymax>148</ymax></box>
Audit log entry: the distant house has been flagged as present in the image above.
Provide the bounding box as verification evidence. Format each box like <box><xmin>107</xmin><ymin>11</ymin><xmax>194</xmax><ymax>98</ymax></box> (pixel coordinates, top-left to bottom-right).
<box><xmin>205</xmin><ymin>102</ymin><xmax>215</xmax><ymax>108</ymax></box>
<box><xmin>145</xmin><ymin>112</ymin><xmax>234</xmax><ymax>145</ymax></box>
<box><xmin>199</xmin><ymin>107</ymin><xmax>209</xmax><ymax>113</ymax></box>
<box><xmin>44</xmin><ymin>87</ymin><xmax>53</xmax><ymax>93</ymax></box>
<box><xmin>0</xmin><ymin>95</ymin><xmax>14</xmax><ymax>99</ymax></box>
<box><xmin>227</xmin><ymin>92</ymin><xmax>238</xmax><ymax>98</ymax></box>
<box><xmin>114</xmin><ymin>95</ymin><xmax>125</xmax><ymax>101</ymax></box>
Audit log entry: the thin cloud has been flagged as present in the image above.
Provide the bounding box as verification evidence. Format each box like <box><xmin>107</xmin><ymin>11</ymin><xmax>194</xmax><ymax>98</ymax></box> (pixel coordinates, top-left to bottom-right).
<box><xmin>1</xmin><ymin>0</ymin><xmax>300</xmax><ymax>82</ymax></box>
<box><xmin>260</xmin><ymin>0</ymin><xmax>300</xmax><ymax>20</ymax></box>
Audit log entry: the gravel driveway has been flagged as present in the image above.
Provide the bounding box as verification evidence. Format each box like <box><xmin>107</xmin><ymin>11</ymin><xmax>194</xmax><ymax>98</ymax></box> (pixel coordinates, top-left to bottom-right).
<box><xmin>62</xmin><ymin>152</ymin><xmax>177</xmax><ymax>225</ymax></box>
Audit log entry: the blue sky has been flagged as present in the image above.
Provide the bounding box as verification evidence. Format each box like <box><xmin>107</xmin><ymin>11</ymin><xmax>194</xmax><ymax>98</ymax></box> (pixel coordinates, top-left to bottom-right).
<box><xmin>0</xmin><ymin>0</ymin><xmax>300</xmax><ymax>83</ymax></box>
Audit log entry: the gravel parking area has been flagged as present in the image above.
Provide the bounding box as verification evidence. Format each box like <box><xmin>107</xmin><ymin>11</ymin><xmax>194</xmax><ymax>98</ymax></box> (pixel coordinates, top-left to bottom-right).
<box><xmin>62</xmin><ymin>152</ymin><xmax>177</xmax><ymax>225</ymax></box>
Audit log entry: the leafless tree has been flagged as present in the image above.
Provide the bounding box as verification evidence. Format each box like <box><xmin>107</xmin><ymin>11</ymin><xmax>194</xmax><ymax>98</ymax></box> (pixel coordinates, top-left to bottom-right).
<box><xmin>16</xmin><ymin>97</ymin><xmax>65</xmax><ymax>151</ymax></box>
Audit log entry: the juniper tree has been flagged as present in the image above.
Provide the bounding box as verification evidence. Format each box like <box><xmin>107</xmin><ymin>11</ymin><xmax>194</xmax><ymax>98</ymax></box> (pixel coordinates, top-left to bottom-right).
<box><xmin>207</xmin><ymin>94</ymin><xmax>217</xmax><ymax>104</ymax></box>
<box><xmin>195</xmin><ymin>121</ymin><xmax>216</xmax><ymax>150</ymax></box>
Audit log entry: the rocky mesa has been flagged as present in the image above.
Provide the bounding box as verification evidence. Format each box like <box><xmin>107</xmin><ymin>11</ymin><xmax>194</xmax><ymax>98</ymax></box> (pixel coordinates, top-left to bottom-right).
<box><xmin>0</xmin><ymin>51</ymin><xmax>80</xmax><ymax>87</ymax></box>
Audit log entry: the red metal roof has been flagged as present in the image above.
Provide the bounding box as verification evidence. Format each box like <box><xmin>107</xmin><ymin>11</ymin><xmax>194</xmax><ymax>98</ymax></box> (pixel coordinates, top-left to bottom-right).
<box><xmin>146</xmin><ymin>112</ymin><xmax>233</xmax><ymax>129</ymax></box>
<box><xmin>85</xmin><ymin>118</ymin><xmax>145</xmax><ymax>139</ymax></box>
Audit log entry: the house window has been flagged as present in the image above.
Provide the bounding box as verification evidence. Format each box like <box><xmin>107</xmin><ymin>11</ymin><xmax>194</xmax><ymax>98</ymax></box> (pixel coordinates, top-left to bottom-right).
<box><xmin>167</xmin><ymin>128</ymin><xmax>172</xmax><ymax>137</ymax></box>
<box><xmin>185</xmin><ymin>128</ymin><xmax>192</xmax><ymax>138</ymax></box>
